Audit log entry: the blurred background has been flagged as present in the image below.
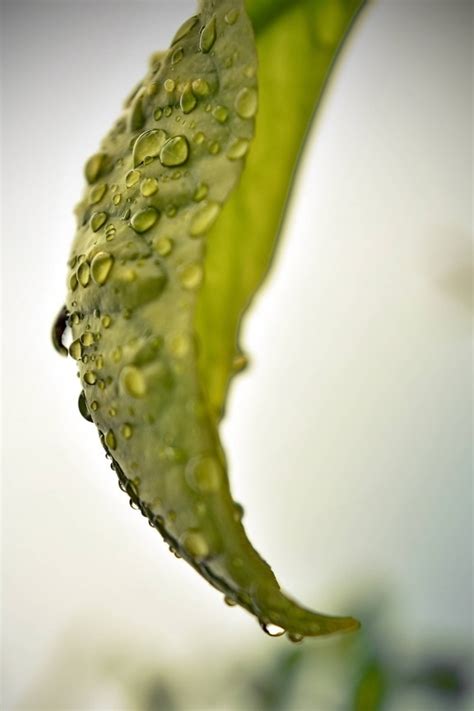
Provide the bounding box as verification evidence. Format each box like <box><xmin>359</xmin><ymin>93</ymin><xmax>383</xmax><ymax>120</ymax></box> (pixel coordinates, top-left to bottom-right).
<box><xmin>1</xmin><ymin>0</ymin><xmax>472</xmax><ymax>709</ymax></box>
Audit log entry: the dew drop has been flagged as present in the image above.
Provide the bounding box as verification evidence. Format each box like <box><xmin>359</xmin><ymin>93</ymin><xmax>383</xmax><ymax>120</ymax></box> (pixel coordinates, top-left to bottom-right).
<box><xmin>260</xmin><ymin>622</ymin><xmax>286</xmax><ymax>637</ymax></box>
<box><xmin>101</xmin><ymin>314</ymin><xmax>112</xmax><ymax>328</ymax></box>
<box><xmin>189</xmin><ymin>201</ymin><xmax>220</xmax><ymax>237</ymax></box>
<box><xmin>121</xmin><ymin>423</ymin><xmax>134</xmax><ymax>439</ymax></box>
<box><xmin>105</xmin><ymin>430</ymin><xmax>117</xmax><ymax>450</ymax></box>
<box><xmin>133</xmin><ymin>129</ymin><xmax>167</xmax><ymax>167</ymax></box>
<box><xmin>287</xmin><ymin>632</ymin><xmax>304</xmax><ymax>644</ymax></box>
<box><xmin>212</xmin><ymin>105</ymin><xmax>229</xmax><ymax>123</ymax></box>
<box><xmin>208</xmin><ymin>141</ymin><xmax>220</xmax><ymax>155</ymax></box>
<box><xmin>164</xmin><ymin>78</ymin><xmax>176</xmax><ymax>93</ymax></box>
<box><xmin>112</xmin><ymin>193</ymin><xmax>122</xmax><ymax>206</ymax></box>
<box><xmin>200</xmin><ymin>15</ymin><xmax>216</xmax><ymax>53</ymax></box>
<box><xmin>186</xmin><ymin>454</ymin><xmax>222</xmax><ymax>493</ymax></box>
<box><xmin>193</xmin><ymin>131</ymin><xmax>205</xmax><ymax>144</ymax></box>
<box><xmin>227</xmin><ymin>137</ymin><xmax>250</xmax><ymax>160</ymax></box>
<box><xmin>89</xmin><ymin>183</ymin><xmax>107</xmax><ymax>205</ymax></box>
<box><xmin>90</xmin><ymin>211</ymin><xmax>108</xmax><ymax>232</ymax></box>
<box><xmin>91</xmin><ymin>251</ymin><xmax>114</xmax><ymax>285</ymax></box>
<box><xmin>78</xmin><ymin>390</ymin><xmax>93</xmax><ymax>422</ymax></box>
<box><xmin>154</xmin><ymin>107</ymin><xmax>163</xmax><ymax>121</ymax></box>
<box><xmin>131</xmin><ymin>206</ymin><xmax>160</xmax><ymax>233</ymax></box>
<box><xmin>125</xmin><ymin>169</ymin><xmax>141</xmax><ymax>188</ymax></box>
<box><xmin>180</xmin><ymin>84</ymin><xmax>197</xmax><ymax>114</ymax></box>
<box><xmin>235</xmin><ymin>87</ymin><xmax>258</xmax><ymax>118</ymax></box>
<box><xmin>120</xmin><ymin>365</ymin><xmax>147</xmax><ymax>398</ymax></box>
<box><xmin>179</xmin><ymin>262</ymin><xmax>203</xmax><ymax>290</ymax></box>
<box><xmin>172</xmin><ymin>15</ymin><xmax>199</xmax><ymax>44</ymax></box>
<box><xmin>81</xmin><ymin>331</ymin><xmax>94</xmax><ymax>346</ymax></box>
<box><xmin>224</xmin><ymin>8</ymin><xmax>239</xmax><ymax>24</ymax></box>
<box><xmin>69</xmin><ymin>272</ymin><xmax>78</xmax><ymax>291</ymax></box>
<box><xmin>90</xmin><ymin>400</ymin><xmax>99</xmax><ymax>411</ymax></box>
<box><xmin>69</xmin><ymin>339</ymin><xmax>82</xmax><ymax>360</ymax></box>
<box><xmin>159</xmin><ymin>136</ymin><xmax>189</xmax><ymax>167</ymax></box>
<box><xmin>140</xmin><ymin>177</ymin><xmax>159</xmax><ymax>196</ymax></box>
<box><xmin>193</xmin><ymin>183</ymin><xmax>208</xmax><ymax>202</ymax></box>
<box><xmin>155</xmin><ymin>236</ymin><xmax>173</xmax><ymax>256</ymax></box>
<box><xmin>84</xmin><ymin>370</ymin><xmax>97</xmax><ymax>385</ymax></box>
<box><xmin>85</xmin><ymin>152</ymin><xmax>107</xmax><ymax>184</ymax></box>
<box><xmin>77</xmin><ymin>262</ymin><xmax>90</xmax><ymax>287</ymax></box>
<box><xmin>182</xmin><ymin>530</ymin><xmax>209</xmax><ymax>558</ymax></box>
<box><xmin>224</xmin><ymin>596</ymin><xmax>237</xmax><ymax>607</ymax></box>
<box><xmin>171</xmin><ymin>46</ymin><xmax>184</xmax><ymax>64</ymax></box>
<box><xmin>191</xmin><ymin>78</ymin><xmax>210</xmax><ymax>97</ymax></box>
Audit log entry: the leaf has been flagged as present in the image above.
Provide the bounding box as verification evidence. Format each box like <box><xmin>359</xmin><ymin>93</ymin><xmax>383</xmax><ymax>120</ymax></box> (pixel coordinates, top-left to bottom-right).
<box><xmin>196</xmin><ymin>0</ymin><xmax>366</xmax><ymax>417</ymax></box>
<box><xmin>55</xmin><ymin>0</ymin><xmax>364</xmax><ymax>640</ymax></box>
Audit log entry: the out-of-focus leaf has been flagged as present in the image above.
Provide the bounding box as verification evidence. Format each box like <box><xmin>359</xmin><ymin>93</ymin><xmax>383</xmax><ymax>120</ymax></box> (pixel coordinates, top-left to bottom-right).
<box><xmin>196</xmin><ymin>0</ymin><xmax>366</xmax><ymax>418</ymax></box>
<box><xmin>352</xmin><ymin>658</ymin><xmax>388</xmax><ymax>711</ymax></box>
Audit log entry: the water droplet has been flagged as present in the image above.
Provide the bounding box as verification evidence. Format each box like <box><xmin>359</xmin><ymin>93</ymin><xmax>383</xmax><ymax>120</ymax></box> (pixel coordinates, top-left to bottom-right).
<box><xmin>287</xmin><ymin>632</ymin><xmax>304</xmax><ymax>644</ymax></box>
<box><xmin>112</xmin><ymin>346</ymin><xmax>122</xmax><ymax>363</ymax></box>
<box><xmin>69</xmin><ymin>339</ymin><xmax>82</xmax><ymax>360</ymax></box>
<box><xmin>180</xmin><ymin>84</ymin><xmax>197</xmax><ymax>115</ymax></box>
<box><xmin>89</xmin><ymin>183</ymin><xmax>107</xmax><ymax>205</ymax></box>
<box><xmin>146</xmin><ymin>82</ymin><xmax>159</xmax><ymax>96</ymax></box>
<box><xmin>232</xmin><ymin>353</ymin><xmax>248</xmax><ymax>372</ymax></box>
<box><xmin>164</xmin><ymin>106</ymin><xmax>173</xmax><ymax>118</ymax></box>
<box><xmin>90</xmin><ymin>400</ymin><xmax>99</xmax><ymax>411</ymax></box>
<box><xmin>121</xmin><ymin>423</ymin><xmax>133</xmax><ymax>439</ymax></box>
<box><xmin>191</xmin><ymin>78</ymin><xmax>210</xmax><ymax>97</ymax></box>
<box><xmin>260</xmin><ymin>621</ymin><xmax>286</xmax><ymax>637</ymax></box>
<box><xmin>96</xmin><ymin>355</ymin><xmax>104</xmax><ymax>369</ymax></box>
<box><xmin>85</xmin><ymin>152</ymin><xmax>107</xmax><ymax>184</ymax></box>
<box><xmin>200</xmin><ymin>16</ymin><xmax>216</xmax><ymax>53</ymax></box>
<box><xmin>233</xmin><ymin>502</ymin><xmax>244</xmax><ymax>521</ymax></box>
<box><xmin>155</xmin><ymin>237</ymin><xmax>173</xmax><ymax>256</ymax></box>
<box><xmin>129</xmin><ymin>93</ymin><xmax>145</xmax><ymax>131</ymax></box>
<box><xmin>212</xmin><ymin>105</ymin><xmax>229</xmax><ymax>123</ymax></box>
<box><xmin>91</xmin><ymin>251</ymin><xmax>114</xmax><ymax>285</ymax></box>
<box><xmin>190</xmin><ymin>201</ymin><xmax>220</xmax><ymax>237</ymax></box>
<box><xmin>227</xmin><ymin>137</ymin><xmax>249</xmax><ymax>160</ymax></box>
<box><xmin>131</xmin><ymin>206</ymin><xmax>160</xmax><ymax>233</ymax></box>
<box><xmin>105</xmin><ymin>430</ymin><xmax>117</xmax><ymax>450</ymax></box>
<box><xmin>120</xmin><ymin>365</ymin><xmax>147</xmax><ymax>398</ymax></box>
<box><xmin>172</xmin><ymin>15</ymin><xmax>199</xmax><ymax>44</ymax></box>
<box><xmin>224</xmin><ymin>8</ymin><xmax>239</xmax><ymax>24</ymax></box>
<box><xmin>179</xmin><ymin>262</ymin><xmax>203</xmax><ymax>290</ymax></box>
<box><xmin>69</xmin><ymin>272</ymin><xmax>78</xmax><ymax>291</ymax></box>
<box><xmin>125</xmin><ymin>169</ymin><xmax>141</xmax><ymax>187</ymax></box>
<box><xmin>182</xmin><ymin>530</ymin><xmax>209</xmax><ymax>558</ymax></box>
<box><xmin>154</xmin><ymin>107</ymin><xmax>163</xmax><ymax>121</ymax></box>
<box><xmin>140</xmin><ymin>177</ymin><xmax>159</xmax><ymax>196</ymax></box>
<box><xmin>186</xmin><ymin>454</ymin><xmax>222</xmax><ymax>493</ymax></box>
<box><xmin>208</xmin><ymin>140</ymin><xmax>220</xmax><ymax>155</ymax></box>
<box><xmin>235</xmin><ymin>87</ymin><xmax>258</xmax><ymax>118</ymax></box>
<box><xmin>133</xmin><ymin>129</ymin><xmax>167</xmax><ymax>167</ymax></box>
<box><xmin>193</xmin><ymin>183</ymin><xmax>208</xmax><ymax>202</ymax></box>
<box><xmin>164</xmin><ymin>78</ymin><xmax>176</xmax><ymax>93</ymax></box>
<box><xmin>78</xmin><ymin>390</ymin><xmax>93</xmax><ymax>422</ymax></box>
<box><xmin>224</xmin><ymin>596</ymin><xmax>237</xmax><ymax>607</ymax></box>
<box><xmin>101</xmin><ymin>314</ymin><xmax>112</xmax><ymax>328</ymax></box>
<box><xmin>77</xmin><ymin>261</ymin><xmax>90</xmax><ymax>287</ymax></box>
<box><xmin>90</xmin><ymin>211</ymin><xmax>108</xmax><ymax>232</ymax></box>
<box><xmin>81</xmin><ymin>331</ymin><xmax>94</xmax><ymax>346</ymax></box>
<box><xmin>105</xmin><ymin>224</ymin><xmax>116</xmax><ymax>241</ymax></box>
<box><xmin>112</xmin><ymin>193</ymin><xmax>122</xmax><ymax>206</ymax></box>
<box><xmin>171</xmin><ymin>46</ymin><xmax>184</xmax><ymax>64</ymax></box>
<box><xmin>169</xmin><ymin>333</ymin><xmax>191</xmax><ymax>358</ymax></box>
<box><xmin>84</xmin><ymin>370</ymin><xmax>97</xmax><ymax>385</ymax></box>
<box><xmin>159</xmin><ymin>136</ymin><xmax>189</xmax><ymax>167</ymax></box>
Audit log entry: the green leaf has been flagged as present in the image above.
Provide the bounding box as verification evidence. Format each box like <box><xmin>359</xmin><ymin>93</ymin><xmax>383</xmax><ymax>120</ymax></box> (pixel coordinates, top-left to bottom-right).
<box><xmin>55</xmin><ymin>0</ymin><xmax>365</xmax><ymax>640</ymax></box>
<box><xmin>196</xmin><ymin>0</ymin><xmax>366</xmax><ymax>418</ymax></box>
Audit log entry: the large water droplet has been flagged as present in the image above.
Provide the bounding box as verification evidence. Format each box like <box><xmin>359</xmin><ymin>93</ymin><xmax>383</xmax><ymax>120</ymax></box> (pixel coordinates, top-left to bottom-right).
<box><xmin>91</xmin><ymin>251</ymin><xmax>114</xmax><ymax>285</ymax></box>
<box><xmin>77</xmin><ymin>262</ymin><xmax>90</xmax><ymax>287</ymax></box>
<box><xmin>69</xmin><ymin>339</ymin><xmax>82</xmax><ymax>360</ymax></box>
<box><xmin>120</xmin><ymin>365</ymin><xmax>147</xmax><ymax>398</ymax></box>
<box><xmin>235</xmin><ymin>87</ymin><xmax>258</xmax><ymax>118</ymax></box>
<box><xmin>90</xmin><ymin>211</ymin><xmax>108</xmax><ymax>232</ymax></box>
<box><xmin>200</xmin><ymin>16</ymin><xmax>216</xmax><ymax>53</ymax></box>
<box><xmin>260</xmin><ymin>621</ymin><xmax>286</xmax><ymax>637</ymax></box>
<box><xmin>131</xmin><ymin>206</ymin><xmax>160</xmax><ymax>233</ymax></box>
<box><xmin>133</xmin><ymin>129</ymin><xmax>167</xmax><ymax>167</ymax></box>
<box><xmin>180</xmin><ymin>84</ymin><xmax>197</xmax><ymax>114</ymax></box>
<box><xmin>159</xmin><ymin>136</ymin><xmax>189</xmax><ymax>167</ymax></box>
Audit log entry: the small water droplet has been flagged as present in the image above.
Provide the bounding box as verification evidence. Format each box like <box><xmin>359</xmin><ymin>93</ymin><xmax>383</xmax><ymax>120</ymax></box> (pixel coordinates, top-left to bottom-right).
<box><xmin>164</xmin><ymin>78</ymin><xmax>176</xmax><ymax>93</ymax></box>
<box><xmin>133</xmin><ymin>129</ymin><xmax>167</xmax><ymax>167</ymax></box>
<box><xmin>164</xmin><ymin>106</ymin><xmax>173</xmax><ymax>117</ymax></box>
<box><xmin>193</xmin><ymin>183</ymin><xmax>208</xmax><ymax>202</ymax></box>
<box><xmin>131</xmin><ymin>206</ymin><xmax>160</xmax><ymax>233</ymax></box>
<box><xmin>260</xmin><ymin>622</ymin><xmax>286</xmax><ymax>637</ymax></box>
<box><xmin>89</xmin><ymin>183</ymin><xmax>107</xmax><ymax>205</ymax></box>
<box><xmin>154</xmin><ymin>107</ymin><xmax>163</xmax><ymax>121</ymax></box>
<box><xmin>224</xmin><ymin>596</ymin><xmax>237</xmax><ymax>607</ymax></box>
<box><xmin>208</xmin><ymin>140</ymin><xmax>220</xmax><ymax>155</ymax></box>
<box><xmin>77</xmin><ymin>262</ymin><xmax>90</xmax><ymax>287</ymax></box>
<box><xmin>85</xmin><ymin>152</ymin><xmax>108</xmax><ymax>184</ymax></box>
<box><xmin>186</xmin><ymin>454</ymin><xmax>222</xmax><ymax>493</ymax></box>
<box><xmin>84</xmin><ymin>370</ymin><xmax>97</xmax><ymax>385</ymax></box>
<box><xmin>159</xmin><ymin>135</ymin><xmax>189</xmax><ymax>167</ymax></box>
<box><xmin>112</xmin><ymin>193</ymin><xmax>122</xmax><ymax>206</ymax></box>
<box><xmin>90</xmin><ymin>400</ymin><xmax>99</xmax><ymax>411</ymax></box>
<box><xmin>227</xmin><ymin>137</ymin><xmax>249</xmax><ymax>160</ymax></box>
<box><xmin>69</xmin><ymin>272</ymin><xmax>78</xmax><ymax>291</ymax></box>
<box><xmin>179</xmin><ymin>262</ymin><xmax>203</xmax><ymax>290</ymax></box>
<box><xmin>121</xmin><ymin>423</ymin><xmax>133</xmax><ymax>439</ymax></box>
<box><xmin>212</xmin><ymin>105</ymin><xmax>229</xmax><ymax>123</ymax></box>
<box><xmin>125</xmin><ymin>169</ymin><xmax>141</xmax><ymax>187</ymax></box>
<box><xmin>235</xmin><ymin>87</ymin><xmax>258</xmax><ymax>118</ymax></box>
<box><xmin>200</xmin><ymin>15</ymin><xmax>216</xmax><ymax>53</ymax></box>
<box><xmin>193</xmin><ymin>131</ymin><xmax>205</xmax><ymax>144</ymax></box>
<box><xmin>233</xmin><ymin>502</ymin><xmax>244</xmax><ymax>521</ymax></box>
<box><xmin>224</xmin><ymin>8</ymin><xmax>239</xmax><ymax>24</ymax></box>
<box><xmin>90</xmin><ymin>211</ymin><xmax>108</xmax><ymax>232</ymax></box>
<box><xmin>180</xmin><ymin>84</ymin><xmax>197</xmax><ymax>114</ymax></box>
<box><xmin>171</xmin><ymin>46</ymin><xmax>184</xmax><ymax>64</ymax></box>
<box><xmin>69</xmin><ymin>339</ymin><xmax>82</xmax><ymax>360</ymax></box>
<box><xmin>120</xmin><ymin>365</ymin><xmax>147</xmax><ymax>398</ymax></box>
<box><xmin>101</xmin><ymin>314</ymin><xmax>112</xmax><ymax>328</ymax></box>
<box><xmin>78</xmin><ymin>390</ymin><xmax>93</xmax><ymax>422</ymax></box>
<box><xmin>140</xmin><ymin>177</ymin><xmax>159</xmax><ymax>196</ymax></box>
<box><xmin>190</xmin><ymin>201</ymin><xmax>220</xmax><ymax>237</ymax></box>
<box><xmin>172</xmin><ymin>15</ymin><xmax>199</xmax><ymax>44</ymax></box>
<box><xmin>91</xmin><ymin>251</ymin><xmax>114</xmax><ymax>285</ymax></box>
<box><xmin>191</xmin><ymin>78</ymin><xmax>211</xmax><ymax>97</ymax></box>
<box><xmin>81</xmin><ymin>331</ymin><xmax>94</xmax><ymax>347</ymax></box>
<box><xmin>182</xmin><ymin>530</ymin><xmax>209</xmax><ymax>558</ymax></box>
<box><xmin>287</xmin><ymin>632</ymin><xmax>304</xmax><ymax>644</ymax></box>
<box><xmin>105</xmin><ymin>430</ymin><xmax>117</xmax><ymax>450</ymax></box>
<box><xmin>155</xmin><ymin>236</ymin><xmax>173</xmax><ymax>256</ymax></box>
